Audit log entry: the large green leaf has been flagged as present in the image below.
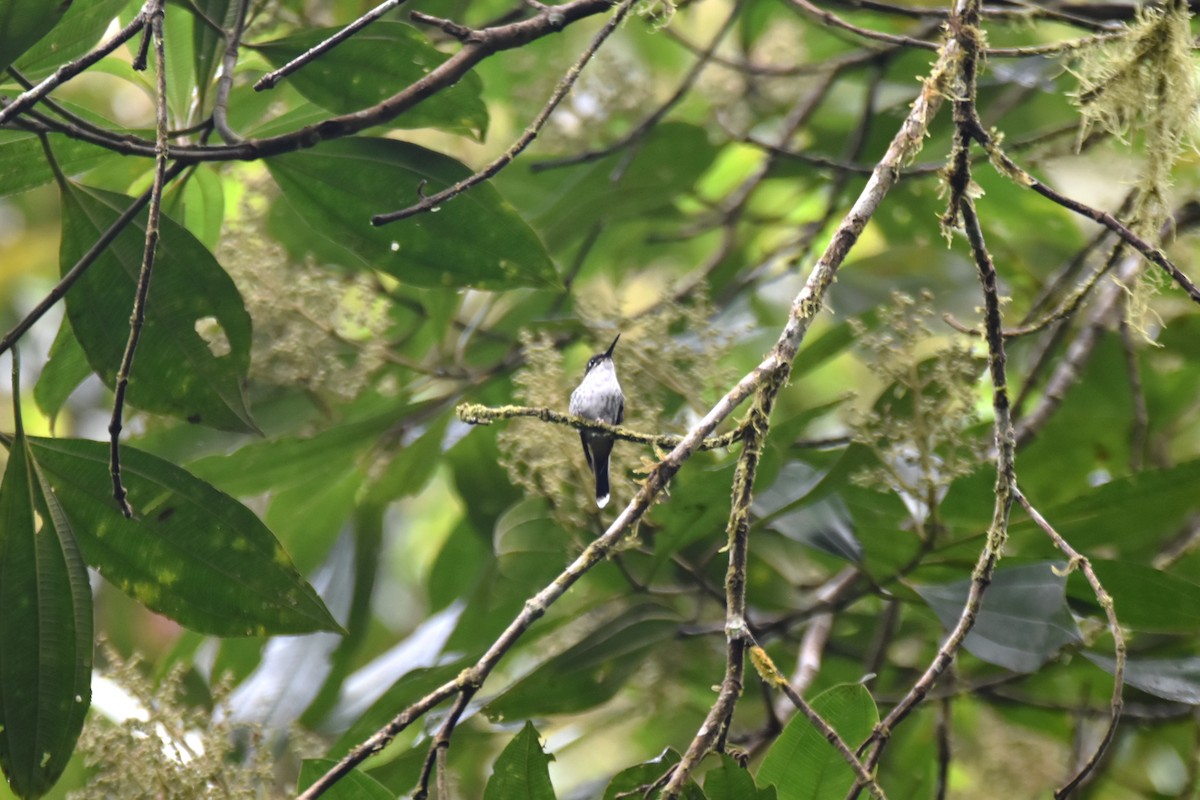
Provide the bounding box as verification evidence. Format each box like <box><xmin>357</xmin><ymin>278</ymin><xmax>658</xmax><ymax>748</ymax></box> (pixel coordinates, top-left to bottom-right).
<box><xmin>757</xmin><ymin>684</ymin><xmax>878</xmax><ymax>800</ymax></box>
<box><xmin>266</xmin><ymin>137</ymin><xmax>559</xmax><ymax>290</ymax></box>
<box><xmin>482</xmin><ymin>722</ymin><xmax>556</xmax><ymax>800</ymax></box>
<box><xmin>914</xmin><ymin>561</ymin><xmax>1082</xmax><ymax>673</ymax></box>
<box><xmin>0</xmin><ymin>434</ymin><xmax>93</xmax><ymax>799</ymax></box>
<box><xmin>0</xmin><ymin>0</ymin><xmax>72</xmax><ymax>73</ymax></box>
<box><xmin>190</xmin><ymin>0</ymin><xmax>232</xmax><ymax>110</ymax></box>
<box><xmin>254</xmin><ymin>22</ymin><xmax>488</xmax><ymax>138</ymax></box>
<box><xmin>59</xmin><ymin>182</ymin><xmax>256</xmax><ymax>432</ymax></box>
<box><xmin>23</xmin><ymin>436</ymin><xmax>341</xmax><ymax>637</ymax></box>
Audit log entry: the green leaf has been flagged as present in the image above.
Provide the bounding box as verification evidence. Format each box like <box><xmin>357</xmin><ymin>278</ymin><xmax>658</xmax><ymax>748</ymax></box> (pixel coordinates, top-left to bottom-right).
<box><xmin>266</xmin><ymin>137</ymin><xmax>559</xmax><ymax>290</ymax></box>
<box><xmin>704</xmin><ymin>755</ymin><xmax>761</xmax><ymax>800</ymax></box>
<box><xmin>518</xmin><ymin>121</ymin><xmax>719</xmax><ymax>252</ymax></box>
<box><xmin>0</xmin><ymin>434</ymin><xmax>93</xmax><ymax>799</ymax></box>
<box><xmin>0</xmin><ymin>132</ymin><xmax>113</xmax><ymax>197</ymax></box>
<box><xmin>757</xmin><ymin>684</ymin><xmax>878</xmax><ymax>800</ymax></box>
<box><xmin>254</xmin><ymin>22</ymin><xmax>488</xmax><ymax>138</ymax></box>
<box><xmin>190</xmin><ymin>0</ymin><xmax>232</xmax><ymax>109</ymax></box>
<box><xmin>602</xmin><ymin>749</ymin><xmax>706</xmax><ymax>800</ymax></box>
<box><xmin>0</xmin><ymin>0</ymin><xmax>72</xmax><ymax>73</ymax></box>
<box><xmin>482</xmin><ymin>722</ymin><xmax>556</xmax><ymax>800</ymax></box>
<box><xmin>914</xmin><ymin>561</ymin><xmax>1082</xmax><ymax>673</ymax></box>
<box><xmin>365</xmin><ymin>411</ymin><xmax>451</xmax><ymax>503</ymax></box>
<box><xmin>164</xmin><ymin>163</ymin><xmax>225</xmax><ymax>251</ymax></box>
<box><xmin>1010</xmin><ymin>459</ymin><xmax>1200</xmax><ymax>559</ymax></box>
<box><xmin>1071</xmin><ymin>561</ymin><xmax>1200</xmax><ymax>634</ymax></box>
<box><xmin>492</xmin><ymin>497</ymin><xmax>575</xmax><ymax>587</ymax></box>
<box><xmin>484</xmin><ymin>602</ymin><xmax>678</xmax><ymax>720</ymax></box>
<box><xmin>11</xmin><ymin>0</ymin><xmax>125</xmax><ymax>79</ymax></box>
<box><xmin>604</xmin><ymin>750</ymin><xmax>680</xmax><ymax>800</ymax></box>
<box><xmin>59</xmin><ymin>182</ymin><xmax>257</xmax><ymax>432</ymax></box>
<box><xmin>1084</xmin><ymin>653</ymin><xmax>1200</xmax><ymax>705</ymax></box>
<box><xmin>24</xmin><ymin>436</ymin><xmax>341</xmax><ymax>637</ymax></box>
<box><xmin>298</xmin><ymin>758</ymin><xmax>393</xmax><ymax>800</ymax></box>
<box><xmin>33</xmin><ymin>318</ymin><xmax>91</xmax><ymax>427</ymax></box>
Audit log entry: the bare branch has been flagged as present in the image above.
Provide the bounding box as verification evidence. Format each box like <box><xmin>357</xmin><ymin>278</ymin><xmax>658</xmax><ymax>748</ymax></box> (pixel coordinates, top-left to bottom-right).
<box><xmin>254</xmin><ymin>0</ymin><xmax>413</xmax><ymax>90</ymax></box>
<box><xmin>372</xmin><ymin>0</ymin><xmax>637</xmax><ymax>225</ymax></box>
<box><xmin>1015</xmin><ymin>490</ymin><xmax>1125</xmax><ymax>798</ymax></box>
<box><xmin>109</xmin><ymin>0</ymin><xmax>171</xmax><ymax>517</ymax></box>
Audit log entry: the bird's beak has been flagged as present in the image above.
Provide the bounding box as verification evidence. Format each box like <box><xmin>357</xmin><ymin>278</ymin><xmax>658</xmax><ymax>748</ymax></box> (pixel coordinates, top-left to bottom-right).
<box><xmin>604</xmin><ymin>334</ymin><xmax>620</xmax><ymax>358</ymax></box>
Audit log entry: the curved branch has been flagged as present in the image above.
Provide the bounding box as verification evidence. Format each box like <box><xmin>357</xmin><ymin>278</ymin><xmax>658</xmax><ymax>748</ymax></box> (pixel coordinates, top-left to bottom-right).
<box><xmin>371</xmin><ymin>0</ymin><xmax>636</xmax><ymax>224</ymax></box>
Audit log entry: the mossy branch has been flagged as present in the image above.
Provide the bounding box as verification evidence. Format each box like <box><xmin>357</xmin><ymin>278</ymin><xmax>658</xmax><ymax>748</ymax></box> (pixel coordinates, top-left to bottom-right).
<box><xmin>456</xmin><ymin>402</ymin><xmax>744</xmax><ymax>451</ymax></box>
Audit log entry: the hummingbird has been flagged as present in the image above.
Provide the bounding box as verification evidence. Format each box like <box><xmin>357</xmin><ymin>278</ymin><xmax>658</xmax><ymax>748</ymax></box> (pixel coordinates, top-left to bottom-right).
<box><xmin>569</xmin><ymin>334</ymin><xmax>624</xmax><ymax>508</ymax></box>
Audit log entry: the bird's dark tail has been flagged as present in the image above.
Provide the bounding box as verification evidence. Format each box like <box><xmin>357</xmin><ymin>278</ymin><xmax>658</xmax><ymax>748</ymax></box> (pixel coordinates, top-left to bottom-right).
<box><xmin>591</xmin><ymin>437</ymin><xmax>614</xmax><ymax>508</ymax></box>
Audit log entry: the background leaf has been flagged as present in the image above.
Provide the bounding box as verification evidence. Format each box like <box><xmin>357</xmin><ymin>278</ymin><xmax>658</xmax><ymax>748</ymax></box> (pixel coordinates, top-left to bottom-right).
<box><xmin>914</xmin><ymin>562</ymin><xmax>1082</xmax><ymax>673</ymax></box>
<box><xmin>266</xmin><ymin>137</ymin><xmax>559</xmax><ymax>290</ymax></box>
<box><xmin>0</xmin><ymin>0</ymin><xmax>73</xmax><ymax>73</ymax></box>
<box><xmin>482</xmin><ymin>721</ymin><xmax>556</xmax><ymax>800</ymax></box>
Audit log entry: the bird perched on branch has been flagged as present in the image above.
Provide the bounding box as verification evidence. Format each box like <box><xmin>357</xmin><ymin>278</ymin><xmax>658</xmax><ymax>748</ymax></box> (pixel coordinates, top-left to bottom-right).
<box><xmin>569</xmin><ymin>335</ymin><xmax>624</xmax><ymax>508</ymax></box>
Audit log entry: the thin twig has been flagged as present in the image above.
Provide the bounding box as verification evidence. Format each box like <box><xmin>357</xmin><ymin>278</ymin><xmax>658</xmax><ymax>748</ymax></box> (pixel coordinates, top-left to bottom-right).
<box><xmin>1015</xmin><ymin>490</ymin><xmax>1125</xmax><ymax>798</ymax></box>
<box><xmin>371</xmin><ymin>0</ymin><xmax>637</xmax><ymax>225</ymax></box>
<box><xmin>4</xmin><ymin>0</ymin><xmax>624</xmax><ymax>164</ymax></box>
<box><xmin>213</xmin><ymin>0</ymin><xmax>250</xmax><ymax>143</ymax></box>
<box><xmin>529</xmin><ymin>2</ymin><xmax>742</xmax><ymax>173</ymax></box>
<box><xmin>0</xmin><ymin>159</ymin><xmax>190</xmax><ymax>358</ymax></box>
<box><xmin>973</xmin><ymin>129</ymin><xmax>1200</xmax><ymax>306</ymax></box>
<box><xmin>412</xmin><ymin>690</ymin><xmax>475</xmax><ymax>799</ymax></box>
<box><xmin>785</xmin><ymin>0</ymin><xmax>1121</xmax><ymax>55</ymax></box>
<box><xmin>253</xmin><ymin>0</ymin><xmax>412</xmax><ymax>90</ymax></box>
<box><xmin>0</xmin><ymin>11</ymin><xmax>148</xmax><ymax>126</ymax></box>
<box><xmin>109</xmin><ymin>1</ymin><xmax>170</xmax><ymax>517</ymax></box>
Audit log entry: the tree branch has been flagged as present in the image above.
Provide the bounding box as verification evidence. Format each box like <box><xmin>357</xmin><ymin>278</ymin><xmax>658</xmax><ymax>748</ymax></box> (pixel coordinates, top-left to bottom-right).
<box><xmin>109</xmin><ymin>0</ymin><xmax>170</xmax><ymax>517</ymax></box>
<box><xmin>371</xmin><ymin>0</ymin><xmax>636</xmax><ymax>225</ymax></box>
<box><xmin>1015</xmin><ymin>490</ymin><xmax>1124</xmax><ymax>798</ymax></box>
<box><xmin>253</xmin><ymin>0</ymin><xmax>413</xmax><ymax>90</ymax></box>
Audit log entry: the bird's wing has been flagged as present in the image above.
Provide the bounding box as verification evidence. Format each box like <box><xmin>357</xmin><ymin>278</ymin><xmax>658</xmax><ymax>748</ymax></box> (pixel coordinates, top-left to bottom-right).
<box><xmin>615</xmin><ymin>397</ymin><xmax>624</xmax><ymax>425</ymax></box>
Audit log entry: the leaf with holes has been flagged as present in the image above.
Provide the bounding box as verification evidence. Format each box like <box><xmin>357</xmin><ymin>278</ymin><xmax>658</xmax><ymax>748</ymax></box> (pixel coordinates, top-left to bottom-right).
<box><xmin>59</xmin><ymin>182</ymin><xmax>256</xmax><ymax>432</ymax></box>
